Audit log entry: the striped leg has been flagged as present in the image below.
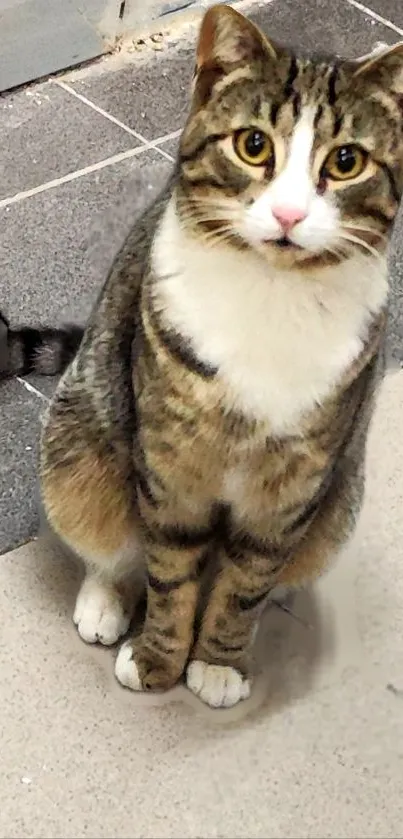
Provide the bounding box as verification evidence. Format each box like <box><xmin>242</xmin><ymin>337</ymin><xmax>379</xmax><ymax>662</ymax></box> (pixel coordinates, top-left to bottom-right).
<box><xmin>186</xmin><ymin>542</ymin><xmax>280</xmax><ymax>708</ymax></box>
<box><xmin>115</xmin><ymin>504</ymin><xmax>211</xmax><ymax>692</ymax></box>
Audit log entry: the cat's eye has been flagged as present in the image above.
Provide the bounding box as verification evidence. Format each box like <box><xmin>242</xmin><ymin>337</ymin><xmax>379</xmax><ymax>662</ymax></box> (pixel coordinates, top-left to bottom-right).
<box><xmin>233</xmin><ymin>129</ymin><xmax>274</xmax><ymax>167</ymax></box>
<box><xmin>322</xmin><ymin>144</ymin><xmax>368</xmax><ymax>181</ymax></box>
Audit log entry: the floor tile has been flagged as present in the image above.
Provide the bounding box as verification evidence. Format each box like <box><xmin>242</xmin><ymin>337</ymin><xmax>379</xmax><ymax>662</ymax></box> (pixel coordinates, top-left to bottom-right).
<box><xmin>0</xmin><ymin>379</ymin><xmax>42</xmax><ymax>554</ymax></box>
<box><xmin>360</xmin><ymin>0</ymin><xmax>403</xmax><ymax>29</ymax></box>
<box><xmin>0</xmin><ymin>82</ymin><xmax>139</xmax><ymax>201</ymax></box>
<box><xmin>158</xmin><ymin>136</ymin><xmax>180</xmax><ymax>160</ymax></box>
<box><xmin>388</xmin><ymin>224</ymin><xmax>403</xmax><ymax>366</ymax></box>
<box><xmin>2</xmin><ymin>366</ymin><xmax>403</xmax><ymax>839</ymax></box>
<box><xmin>0</xmin><ymin>150</ymin><xmax>172</xmax><ymax>553</ymax></box>
<box><xmin>67</xmin><ymin>0</ymin><xmax>399</xmax><ymax>147</ymax></box>
<box><xmin>69</xmin><ymin>48</ymin><xmax>195</xmax><ymax>142</ymax></box>
<box><xmin>1</xmin><ymin>150</ymin><xmax>172</xmax><ymax>326</ymax></box>
<box><xmin>22</xmin><ymin>375</ymin><xmax>58</xmax><ymax>401</ymax></box>
<box><xmin>248</xmin><ymin>0</ymin><xmax>399</xmax><ymax>55</ymax></box>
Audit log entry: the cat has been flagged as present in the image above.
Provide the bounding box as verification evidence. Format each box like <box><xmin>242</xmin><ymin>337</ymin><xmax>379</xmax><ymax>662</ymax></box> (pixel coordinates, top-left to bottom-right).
<box><xmin>38</xmin><ymin>4</ymin><xmax>403</xmax><ymax>709</ymax></box>
<box><xmin>0</xmin><ymin>309</ymin><xmax>83</xmax><ymax>379</ymax></box>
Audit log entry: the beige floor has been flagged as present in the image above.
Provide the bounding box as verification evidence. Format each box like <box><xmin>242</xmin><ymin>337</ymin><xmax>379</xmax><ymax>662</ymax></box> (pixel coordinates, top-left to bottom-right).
<box><xmin>1</xmin><ymin>369</ymin><xmax>403</xmax><ymax>839</ymax></box>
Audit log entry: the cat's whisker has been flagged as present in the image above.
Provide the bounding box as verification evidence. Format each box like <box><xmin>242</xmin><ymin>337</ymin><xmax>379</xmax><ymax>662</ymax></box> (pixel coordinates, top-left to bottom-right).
<box><xmin>181</xmin><ymin>206</ymin><xmax>234</xmax><ymax>224</ymax></box>
<box><xmin>187</xmin><ymin>202</ymin><xmax>241</xmax><ymax>221</ymax></box>
<box><xmin>338</xmin><ymin>232</ymin><xmax>381</xmax><ymax>259</ymax></box>
<box><xmin>342</xmin><ymin>223</ymin><xmax>387</xmax><ymax>241</ymax></box>
<box><xmin>183</xmin><ymin>214</ymin><xmax>228</xmax><ymax>227</ymax></box>
<box><xmin>200</xmin><ymin>225</ymin><xmax>240</xmax><ymax>249</ymax></box>
<box><xmin>324</xmin><ymin>246</ymin><xmax>346</xmax><ymax>262</ymax></box>
<box><xmin>202</xmin><ymin>226</ymin><xmax>235</xmax><ymax>245</ymax></box>
<box><xmin>189</xmin><ymin>195</ymin><xmax>237</xmax><ymax>210</ymax></box>
<box><xmin>181</xmin><ymin>208</ymin><xmax>242</xmax><ymax>237</ymax></box>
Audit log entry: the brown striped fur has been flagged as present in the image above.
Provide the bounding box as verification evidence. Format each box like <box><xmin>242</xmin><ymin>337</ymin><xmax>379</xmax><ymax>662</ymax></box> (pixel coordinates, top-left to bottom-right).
<box><xmin>40</xmin><ymin>6</ymin><xmax>403</xmax><ymax>708</ymax></box>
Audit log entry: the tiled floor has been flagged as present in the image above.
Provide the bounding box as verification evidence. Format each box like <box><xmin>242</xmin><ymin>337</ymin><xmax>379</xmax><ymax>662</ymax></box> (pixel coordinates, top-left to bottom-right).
<box><xmin>2</xmin><ymin>3</ymin><xmax>403</xmax><ymax>838</ymax></box>
<box><xmin>2</xmin><ymin>354</ymin><xmax>403</xmax><ymax>839</ymax></box>
<box><xmin>1</xmin><ymin>0</ymin><xmax>403</xmax><ymax>554</ymax></box>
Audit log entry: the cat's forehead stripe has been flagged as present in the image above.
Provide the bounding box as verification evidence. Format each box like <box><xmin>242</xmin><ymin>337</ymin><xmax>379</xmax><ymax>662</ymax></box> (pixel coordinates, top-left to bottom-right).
<box><xmin>284</xmin><ymin>55</ymin><xmax>299</xmax><ymax>99</ymax></box>
<box><xmin>287</xmin><ymin>109</ymin><xmax>315</xmax><ymax>169</ymax></box>
<box><xmin>327</xmin><ymin>66</ymin><xmax>339</xmax><ymax>107</ymax></box>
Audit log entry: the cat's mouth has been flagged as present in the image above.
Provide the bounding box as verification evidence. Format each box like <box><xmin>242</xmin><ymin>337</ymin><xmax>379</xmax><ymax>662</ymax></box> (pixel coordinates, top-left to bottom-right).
<box><xmin>274</xmin><ymin>237</ymin><xmax>301</xmax><ymax>250</ymax></box>
<box><xmin>262</xmin><ymin>235</ymin><xmax>323</xmax><ymax>266</ymax></box>
<box><xmin>262</xmin><ymin>236</ymin><xmax>302</xmax><ymax>251</ymax></box>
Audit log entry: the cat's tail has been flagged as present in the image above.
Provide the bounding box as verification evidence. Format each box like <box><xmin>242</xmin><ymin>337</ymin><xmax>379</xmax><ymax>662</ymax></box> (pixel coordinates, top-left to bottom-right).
<box><xmin>0</xmin><ymin>310</ymin><xmax>84</xmax><ymax>380</ymax></box>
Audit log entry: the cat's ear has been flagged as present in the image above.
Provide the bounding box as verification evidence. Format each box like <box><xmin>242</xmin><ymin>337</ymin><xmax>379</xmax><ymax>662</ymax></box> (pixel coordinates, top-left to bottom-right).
<box><xmin>191</xmin><ymin>5</ymin><xmax>276</xmax><ymax>106</ymax></box>
<box><xmin>353</xmin><ymin>41</ymin><xmax>403</xmax><ymax>95</ymax></box>
<box><xmin>196</xmin><ymin>4</ymin><xmax>276</xmax><ymax>71</ymax></box>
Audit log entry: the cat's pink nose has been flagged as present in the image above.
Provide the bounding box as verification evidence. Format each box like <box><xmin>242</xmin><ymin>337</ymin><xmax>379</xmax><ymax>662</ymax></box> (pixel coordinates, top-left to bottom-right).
<box><xmin>272</xmin><ymin>206</ymin><xmax>307</xmax><ymax>232</ymax></box>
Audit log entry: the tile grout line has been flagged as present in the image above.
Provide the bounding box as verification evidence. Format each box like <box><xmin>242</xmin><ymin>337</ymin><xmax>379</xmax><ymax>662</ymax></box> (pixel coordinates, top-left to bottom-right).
<box><xmin>0</xmin><ymin>147</ymin><xmax>150</xmax><ymax>209</ymax></box>
<box><xmin>345</xmin><ymin>0</ymin><xmax>403</xmax><ymax>36</ymax></box>
<box><xmin>17</xmin><ymin>377</ymin><xmax>49</xmax><ymax>403</ymax></box>
<box><xmin>54</xmin><ymin>80</ymin><xmax>176</xmax><ymax>163</ymax></box>
<box><xmin>0</xmin><ymin>127</ymin><xmax>179</xmax><ymax>210</ymax></box>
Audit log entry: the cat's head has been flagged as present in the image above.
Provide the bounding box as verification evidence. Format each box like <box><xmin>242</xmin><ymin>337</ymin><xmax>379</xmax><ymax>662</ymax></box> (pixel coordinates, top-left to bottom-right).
<box><xmin>176</xmin><ymin>4</ymin><xmax>403</xmax><ymax>269</ymax></box>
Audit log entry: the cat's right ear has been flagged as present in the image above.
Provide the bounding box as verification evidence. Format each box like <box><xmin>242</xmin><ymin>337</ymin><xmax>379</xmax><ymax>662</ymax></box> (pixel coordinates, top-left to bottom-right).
<box><xmin>196</xmin><ymin>4</ymin><xmax>276</xmax><ymax>70</ymax></box>
<box><xmin>192</xmin><ymin>4</ymin><xmax>276</xmax><ymax>106</ymax></box>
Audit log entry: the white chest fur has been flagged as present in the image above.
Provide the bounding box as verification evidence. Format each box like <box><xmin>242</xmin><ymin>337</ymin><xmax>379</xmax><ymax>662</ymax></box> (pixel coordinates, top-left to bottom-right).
<box><xmin>151</xmin><ymin>201</ymin><xmax>387</xmax><ymax>435</ymax></box>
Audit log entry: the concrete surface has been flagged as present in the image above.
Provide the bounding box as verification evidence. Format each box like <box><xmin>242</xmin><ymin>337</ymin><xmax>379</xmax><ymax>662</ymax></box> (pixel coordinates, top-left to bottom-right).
<box><xmin>1</xmin><ymin>368</ymin><xmax>403</xmax><ymax>838</ymax></box>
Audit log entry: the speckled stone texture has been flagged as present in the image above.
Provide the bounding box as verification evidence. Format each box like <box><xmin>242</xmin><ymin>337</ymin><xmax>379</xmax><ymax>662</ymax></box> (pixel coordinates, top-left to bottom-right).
<box><xmin>1</xmin><ymin>368</ymin><xmax>403</xmax><ymax>838</ymax></box>
<box><xmin>1</xmin><ymin>1</ymin><xmax>403</xmax><ymax>833</ymax></box>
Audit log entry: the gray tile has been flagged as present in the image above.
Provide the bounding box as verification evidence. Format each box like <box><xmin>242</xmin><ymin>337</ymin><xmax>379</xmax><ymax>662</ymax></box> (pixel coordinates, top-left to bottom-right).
<box><xmin>69</xmin><ymin>49</ymin><xmax>194</xmax><ymax>141</ymax></box>
<box><xmin>387</xmin><ymin>210</ymin><xmax>403</xmax><ymax>366</ymax></box>
<box><xmin>1</xmin><ymin>150</ymin><xmax>173</xmax><ymax>326</ymax></box>
<box><xmin>0</xmin><ymin>379</ymin><xmax>42</xmax><ymax>554</ymax></box>
<box><xmin>0</xmin><ymin>82</ymin><xmax>139</xmax><ymax>201</ymax></box>
<box><xmin>68</xmin><ymin>0</ymin><xmax>399</xmax><ymax>144</ymax></box>
<box><xmin>360</xmin><ymin>0</ymin><xmax>403</xmax><ymax>28</ymax></box>
<box><xmin>23</xmin><ymin>375</ymin><xmax>58</xmax><ymax>401</ymax></box>
<box><xmin>1</xmin><ymin>150</ymin><xmax>172</xmax><ymax>553</ymax></box>
<box><xmin>158</xmin><ymin>136</ymin><xmax>180</xmax><ymax>160</ymax></box>
<box><xmin>248</xmin><ymin>0</ymin><xmax>399</xmax><ymax>56</ymax></box>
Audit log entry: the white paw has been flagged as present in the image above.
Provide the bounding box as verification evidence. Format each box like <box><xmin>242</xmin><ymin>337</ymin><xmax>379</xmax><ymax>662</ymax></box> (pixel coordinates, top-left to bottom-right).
<box><xmin>186</xmin><ymin>661</ymin><xmax>251</xmax><ymax>708</ymax></box>
<box><xmin>115</xmin><ymin>641</ymin><xmax>142</xmax><ymax>690</ymax></box>
<box><xmin>73</xmin><ymin>577</ymin><xmax>130</xmax><ymax>645</ymax></box>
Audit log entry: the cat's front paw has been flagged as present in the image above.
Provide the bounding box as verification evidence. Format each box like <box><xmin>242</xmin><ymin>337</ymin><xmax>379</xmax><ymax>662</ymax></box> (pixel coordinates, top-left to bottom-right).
<box><xmin>115</xmin><ymin>639</ymin><xmax>183</xmax><ymax>692</ymax></box>
<box><xmin>73</xmin><ymin>577</ymin><xmax>131</xmax><ymax>645</ymax></box>
<box><xmin>115</xmin><ymin>641</ymin><xmax>142</xmax><ymax>689</ymax></box>
<box><xmin>186</xmin><ymin>660</ymin><xmax>251</xmax><ymax>708</ymax></box>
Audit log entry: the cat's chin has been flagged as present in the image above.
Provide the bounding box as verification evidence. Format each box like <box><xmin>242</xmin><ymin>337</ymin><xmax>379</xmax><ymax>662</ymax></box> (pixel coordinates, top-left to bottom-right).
<box><xmin>257</xmin><ymin>240</ymin><xmax>342</xmax><ymax>271</ymax></box>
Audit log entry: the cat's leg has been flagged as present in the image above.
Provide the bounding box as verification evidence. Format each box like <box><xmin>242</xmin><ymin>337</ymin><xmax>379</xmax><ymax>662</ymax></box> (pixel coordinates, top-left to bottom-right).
<box><xmin>186</xmin><ymin>543</ymin><xmax>280</xmax><ymax>708</ymax></box>
<box><xmin>41</xmin><ymin>422</ymin><xmax>143</xmax><ymax>646</ymax></box>
<box><xmin>115</xmin><ymin>495</ymin><xmax>212</xmax><ymax>692</ymax></box>
<box><xmin>186</xmin><ymin>356</ymin><xmax>380</xmax><ymax>709</ymax></box>
<box><xmin>187</xmin><ymin>463</ymin><xmax>365</xmax><ymax>708</ymax></box>
<box><xmin>71</xmin><ymin>538</ymin><xmax>143</xmax><ymax>646</ymax></box>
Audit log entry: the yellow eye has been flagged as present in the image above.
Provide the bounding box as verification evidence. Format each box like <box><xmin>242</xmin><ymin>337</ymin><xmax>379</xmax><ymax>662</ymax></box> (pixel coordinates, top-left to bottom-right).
<box><xmin>323</xmin><ymin>144</ymin><xmax>368</xmax><ymax>181</ymax></box>
<box><xmin>233</xmin><ymin>128</ymin><xmax>274</xmax><ymax>167</ymax></box>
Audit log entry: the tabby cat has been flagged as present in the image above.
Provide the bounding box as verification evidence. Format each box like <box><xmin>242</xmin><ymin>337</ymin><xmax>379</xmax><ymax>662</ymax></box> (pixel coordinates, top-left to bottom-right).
<box><xmin>39</xmin><ymin>5</ymin><xmax>403</xmax><ymax>708</ymax></box>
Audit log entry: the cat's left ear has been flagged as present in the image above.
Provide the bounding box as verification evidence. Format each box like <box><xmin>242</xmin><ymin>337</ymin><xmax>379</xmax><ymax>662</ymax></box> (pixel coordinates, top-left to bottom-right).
<box><xmin>353</xmin><ymin>41</ymin><xmax>403</xmax><ymax>95</ymax></box>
